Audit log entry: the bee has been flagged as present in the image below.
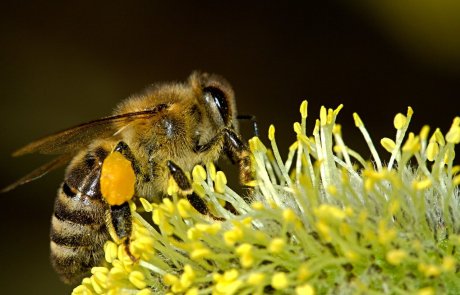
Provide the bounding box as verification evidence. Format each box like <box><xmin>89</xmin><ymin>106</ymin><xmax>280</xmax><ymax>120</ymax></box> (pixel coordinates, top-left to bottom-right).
<box><xmin>3</xmin><ymin>72</ymin><xmax>254</xmax><ymax>284</ymax></box>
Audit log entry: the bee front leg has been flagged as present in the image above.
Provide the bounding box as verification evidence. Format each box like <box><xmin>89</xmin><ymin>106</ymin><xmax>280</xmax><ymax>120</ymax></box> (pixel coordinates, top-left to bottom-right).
<box><xmin>194</xmin><ymin>128</ymin><xmax>254</xmax><ymax>201</ymax></box>
<box><xmin>222</xmin><ymin>128</ymin><xmax>254</xmax><ymax>188</ymax></box>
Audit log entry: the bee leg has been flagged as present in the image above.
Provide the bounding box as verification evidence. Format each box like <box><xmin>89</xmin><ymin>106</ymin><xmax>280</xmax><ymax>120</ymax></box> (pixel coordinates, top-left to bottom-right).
<box><xmin>194</xmin><ymin>128</ymin><xmax>253</xmax><ymax>186</ymax></box>
<box><xmin>108</xmin><ymin>202</ymin><xmax>137</xmax><ymax>261</ymax></box>
<box><xmin>166</xmin><ymin>160</ymin><xmax>204</xmax><ymax>213</ymax></box>
<box><xmin>167</xmin><ymin>160</ymin><xmax>192</xmax><ymax>193</ymax></box>
<box><xmin>222</xmin><ymin>129</ymin><xmax>254</xmax><ymax>193</ymax></box>
<box><xmin>187</xmin><ymin>193</ymin><xmax>220</xmax><ymax>218</ymax></box>
<box><xmin>195</xmin><ymin>128</ymin><xmax>254</xmax><ymax>201</ymax></box>
<box><xmin>113</xmin><ymin>141</ymin><xmax>141</xmax><ymax>174</ymax></box>
<box><xmin>109</xmin><ymin>142</ymin><xmax>139</xmax><ymax>260</ymax></box>
<box><xmin>167</xmin><ymin>160</ymin><xmax>225</xmax><ymax>220</ymax></box>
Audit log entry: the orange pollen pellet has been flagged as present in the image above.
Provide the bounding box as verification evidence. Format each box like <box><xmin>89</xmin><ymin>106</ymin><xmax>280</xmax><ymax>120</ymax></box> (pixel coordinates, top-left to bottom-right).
<box><xmin>100</xmin><ymin>151</ymin><xmax>136</xmax><ymax>206</ymax></box>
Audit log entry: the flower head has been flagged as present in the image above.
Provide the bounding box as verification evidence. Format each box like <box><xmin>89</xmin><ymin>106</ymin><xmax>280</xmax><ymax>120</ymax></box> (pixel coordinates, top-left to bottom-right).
<box><xmin>74</xmin><ymin>101</ymin><xmax>460</xmax><ymax>295</ymax></box>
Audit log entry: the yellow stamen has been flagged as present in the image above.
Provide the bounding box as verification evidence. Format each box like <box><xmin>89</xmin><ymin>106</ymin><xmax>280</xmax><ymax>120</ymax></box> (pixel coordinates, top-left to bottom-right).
<box><xmin>192</xmin><ymin>165</ymin><xmax>206</xmax><ymax>183</ymax></box>
<box><xmin>386</xmin><ymin>249</ymin><xmax>407</xmax><ymax>265</ymax></box>
<box><xmin>300</xmin><ymin>100</ymin><xmax>308</xmax><ymax>119</ymax></box>
<box><xmin>271</xmin><ymin>272</ymin><xmax>289</xmax><ymax>290</ymax></box>
<box><xmin>247</xmin><ymin>272</ymin><xmax>265</xmax><ymax>285</ymax></box>
<box><xmin>268</xmin><ymin>125</ymin><xmax>275</xmax><ymax>141</ymax></box>
<box><xmin>381</xmin><ymin>138</ymin><xmax>396</xmax><ymax>153</ymax></box>
<box><xmin>353</xmin><ymin>113</ymin><xmax>363</xmax><ymax>127</ymax></box>
<box><xmin>296</xmin><ymin>284</ymin><xmax>315</xmax><ymax>295</ymax></box>
<box><xmin>393</xmin><ymin>113</ymin><xmax>407</xmax><ymax>130</ymax></box>
<box><xmin>215</xmin><ymin>171</ymin><xmax>227</xmax><ymax>194</ymax></box>
<box><xmin>129</xmin><ymin>271</ymin><xmax>147</xmax><ymax>289</ymax></box>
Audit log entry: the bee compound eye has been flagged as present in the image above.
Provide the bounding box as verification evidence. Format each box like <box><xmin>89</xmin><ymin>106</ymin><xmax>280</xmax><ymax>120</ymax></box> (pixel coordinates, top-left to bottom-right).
<box><xmin>203</xmin><ymin>86</ymin><xmax>229</xmax><ymax>124</ymax></box>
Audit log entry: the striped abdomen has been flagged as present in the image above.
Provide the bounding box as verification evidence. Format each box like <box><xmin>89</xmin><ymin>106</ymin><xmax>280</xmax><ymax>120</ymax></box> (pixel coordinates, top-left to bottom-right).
<box><xmin>50</xmin><ymin>147</ymin><xmax>110</xmax><ymax>284</ymax></box>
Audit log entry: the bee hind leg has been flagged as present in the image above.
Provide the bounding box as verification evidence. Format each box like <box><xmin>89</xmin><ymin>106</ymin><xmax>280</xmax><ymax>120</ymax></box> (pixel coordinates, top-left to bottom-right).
<box><xmin>102</xmin><ymin>141</ymin><xmax>139</xmax><ymax>261</ymax></box>
<box><xmin>113</xmin><ymin>141</ymin><xmax>141</xmax><ymax>174</ymax></box>
<box><xmin>108</xmin><ymin>202</ymin><xmax>137</xmax><ymax>261</ymax></box>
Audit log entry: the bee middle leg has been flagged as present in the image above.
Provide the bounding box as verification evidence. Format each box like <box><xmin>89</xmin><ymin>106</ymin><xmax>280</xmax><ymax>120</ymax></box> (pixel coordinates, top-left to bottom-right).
<box><xmin>166</xmin><ymin>160</ymin><xmax>213</xmax><ymax>217</ymax></box>
<box><xmin>166</xmin><ymin>160</ymin><xmax>192</xmax><ymax>193</ymax></box>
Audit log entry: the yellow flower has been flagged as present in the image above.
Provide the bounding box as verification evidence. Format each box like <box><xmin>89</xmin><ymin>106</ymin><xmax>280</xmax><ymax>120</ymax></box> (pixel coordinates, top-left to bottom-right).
<box><xmin>296</xmin><ymin>284</ymin><xmax>315</xmax><ymax>295</ymax></box>
<box><xmin>129</xmin><ymin>271</ymin><xmax>147</xmax><ymax>289</ymax></box>
<box><xmin>268</xmin><ymin>238</ymin><xmax>285</xmax><ymax>253</ymax></box>
<box><xmin>223</xmin><ymin>226</ymin><xmax>244</xmax><ymax>246</ymax></box>
<box><xmin>247</xmin><ymin>272</ymin><xmax>265</xmax><ymax>286</ymax></box>
<box><xmin>236</xmin><ymin>243</ymin><xmax>254</xmax><ymax>268</ymax></box>
<box><xmin>386</xmin><ymin>249</ymin><xmax>407</xmax><ymax>266</ymax></box>
<box><xmin>271</xmin><ymin>272</ymin><xmax>289</xmax><ymax>290</ymax></box>
<box><xmin>72</xmin><ymin>101</ymin><xmax>460</xmax><ymax>295</ymax></box>
<box><xmin>417</xmin><ymin>287</ymin><xmax>435</xmax><ymax>295</ymax></box>
<box><xmin>418</xmin><ymin>263</ymin><xmax>441</xmax><ymax>278</ymax></box>
<box><xmin>213</xmin><ymin>269</ymin><xmax>242</xmax><ymax>295</ymax></box>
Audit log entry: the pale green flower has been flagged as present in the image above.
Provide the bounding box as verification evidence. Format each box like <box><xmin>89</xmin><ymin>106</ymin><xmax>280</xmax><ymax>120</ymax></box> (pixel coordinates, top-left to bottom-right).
<box><xmin>73</xmin><ymin>101</ymin><xmax>460</xmax><ymax>295</ymax></box>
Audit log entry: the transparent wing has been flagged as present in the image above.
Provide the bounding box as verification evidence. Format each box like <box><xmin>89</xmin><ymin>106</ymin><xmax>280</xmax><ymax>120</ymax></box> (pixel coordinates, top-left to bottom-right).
<box><xmin>1</xmin><ymin>154</ymin><xmax>73</xmax><ymax>193</ymax></box>
<box><xmin>2</xmin><ymin>104</ymin><xmax>168</xmax><ymax>193</ymax></box>
<box><xmin>13</xmin><ymin>104</ymin><xmax>168</xmax><ymax>156</ymax></box>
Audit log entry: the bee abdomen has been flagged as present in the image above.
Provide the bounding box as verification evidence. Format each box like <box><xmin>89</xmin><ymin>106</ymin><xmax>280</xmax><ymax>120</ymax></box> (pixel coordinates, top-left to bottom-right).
<box><xmin>50</xmin><ymin>182</ymin><xmax>110</xmax><ymax>284</ymax></box>
<box><xmin>54</xmin><ymin>183</ymin><xmax>103</xmax><ymax>225</ymax></box>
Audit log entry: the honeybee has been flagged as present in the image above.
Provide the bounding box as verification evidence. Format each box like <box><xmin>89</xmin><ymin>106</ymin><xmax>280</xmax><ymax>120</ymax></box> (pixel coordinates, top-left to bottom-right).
<box><xmin>3</xmin><ymin>72</ymin><xmax>253</xmax><ymax>284</ymax></box>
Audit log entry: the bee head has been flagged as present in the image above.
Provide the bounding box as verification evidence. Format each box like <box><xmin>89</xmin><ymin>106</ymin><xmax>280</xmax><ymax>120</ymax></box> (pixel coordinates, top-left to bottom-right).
<box><xmin>190</xmin><ymin>72</ymin><xmax>238</xmax><ymax>131</ymax></box>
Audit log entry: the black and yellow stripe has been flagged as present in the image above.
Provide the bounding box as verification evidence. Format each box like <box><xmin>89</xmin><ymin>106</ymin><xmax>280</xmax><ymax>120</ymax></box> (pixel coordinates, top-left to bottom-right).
<box><xmin>49</xmin><ymin>146</ymin><xmax>111</xmax><ymax>284</ymax></box>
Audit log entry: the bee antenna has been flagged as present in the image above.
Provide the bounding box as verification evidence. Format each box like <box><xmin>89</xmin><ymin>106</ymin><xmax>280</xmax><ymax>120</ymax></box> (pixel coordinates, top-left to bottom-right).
<box><xmin>237</xmin><ymin>114</ymin><xmax>259</xmax><ymax>137</ymax></box>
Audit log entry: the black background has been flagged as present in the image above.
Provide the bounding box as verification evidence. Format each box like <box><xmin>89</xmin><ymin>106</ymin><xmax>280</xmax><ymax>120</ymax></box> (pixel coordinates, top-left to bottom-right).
<box><xmin>1</xmin><ymin>1</ymin><xmax>459</xmax><ymax>294</ymax></box>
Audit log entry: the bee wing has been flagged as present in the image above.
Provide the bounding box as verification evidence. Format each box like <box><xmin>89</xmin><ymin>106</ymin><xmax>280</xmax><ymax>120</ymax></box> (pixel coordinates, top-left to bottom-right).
<box><xmin>3</xmin><ymin>105</ymin><xmax>168</xmax><ymax>193</ymax></box>
<box><xmin>13</xmin><ymin>105</ymin><xmax>168</xmax><ymax>156</ymax></box>
<box><xmin>1</xmin><ymin>154</ymin><xmax>73</xmax><ymax>193</ymax></box>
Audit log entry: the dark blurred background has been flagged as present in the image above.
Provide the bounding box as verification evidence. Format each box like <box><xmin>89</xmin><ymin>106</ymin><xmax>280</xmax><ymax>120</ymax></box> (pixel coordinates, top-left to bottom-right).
<box><xmin>1</xmin><ymin>1</ymin><xmax>459</xmax><ymax>294</ymax></box>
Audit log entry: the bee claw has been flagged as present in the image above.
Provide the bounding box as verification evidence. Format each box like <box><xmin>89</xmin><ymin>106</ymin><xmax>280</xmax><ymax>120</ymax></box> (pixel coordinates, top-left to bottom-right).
<box><xmin>123</xmin><ymin>239</ymin><xmax>138</xmax><ymax>262</ymax></box>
